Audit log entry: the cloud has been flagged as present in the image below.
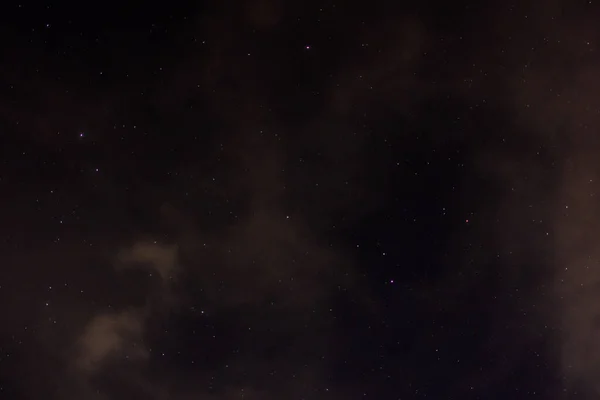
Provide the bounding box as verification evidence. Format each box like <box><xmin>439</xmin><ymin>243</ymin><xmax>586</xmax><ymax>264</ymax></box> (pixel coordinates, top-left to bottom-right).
<box><xmin>193</xmin><ymin>209</ymin><xmax>345</xmax><ymax>310</ymax></box>
<box><xmin>328</xmin><ymin>16</ymin><xmax>429</xmax><ymax>116</ymax></box>
<box><xmin>116</xmin><ymin>241</ymin><xmax>179</xmax><ymax>281</ymax></box>
<box><xmin>75</xmin><ymin>309</ymin><xmax>147</xmax><ymax>372</ymax></box>
<box><xmin>553</xmin><ymin>149</ymin><xmax>600</xmax><ymax>395</ymax></box>
<box><xmin>243</xmin><ymin>0</ymin><xmax>283</xmax><ymax>29</ymax></box>
<box><xmin>74</xmin><ymin>242</ymin><xmax>179</xmax><ymax>375</ymax></box>
<box><xmin>469</xmin><ymin>2</ymin><xmax>600</xmax><ymax>395</ymax></box>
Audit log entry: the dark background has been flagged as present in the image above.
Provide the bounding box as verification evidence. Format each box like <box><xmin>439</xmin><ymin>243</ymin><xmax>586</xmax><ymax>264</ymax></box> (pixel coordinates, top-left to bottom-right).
<box><xmin>0</xmin><ymin>0</ymin><xmax>598</xmax><ymax>399</ymax></box>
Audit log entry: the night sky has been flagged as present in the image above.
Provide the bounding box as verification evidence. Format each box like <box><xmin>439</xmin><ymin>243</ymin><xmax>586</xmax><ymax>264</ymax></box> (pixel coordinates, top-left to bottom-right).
<box><xmin>2</xmin><ymin>0</ymin><xmax>600</xmax><ymax>399</ymax></box>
